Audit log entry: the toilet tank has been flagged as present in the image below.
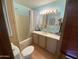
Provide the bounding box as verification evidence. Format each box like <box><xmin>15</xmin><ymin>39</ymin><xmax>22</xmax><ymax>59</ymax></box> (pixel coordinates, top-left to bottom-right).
<box><xmin>11</xmin><ymin>43</ymin><xmax>21</xmax><ymax>59</ymax></box>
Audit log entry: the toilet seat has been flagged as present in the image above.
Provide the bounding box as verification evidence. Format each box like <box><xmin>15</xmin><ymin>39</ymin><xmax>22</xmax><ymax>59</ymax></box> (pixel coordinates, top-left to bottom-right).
<box><xmin>22</xmin><ymin>46</ymin><xmax>34</xmax><ymax>56</ymax></box>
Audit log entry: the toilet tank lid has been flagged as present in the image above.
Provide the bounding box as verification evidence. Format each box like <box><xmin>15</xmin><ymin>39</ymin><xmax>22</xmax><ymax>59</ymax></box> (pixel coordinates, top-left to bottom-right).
<box><xmin>22</xmin><ymin>46</ymin><xmax>34</xmax><ymax>56</ymax></box>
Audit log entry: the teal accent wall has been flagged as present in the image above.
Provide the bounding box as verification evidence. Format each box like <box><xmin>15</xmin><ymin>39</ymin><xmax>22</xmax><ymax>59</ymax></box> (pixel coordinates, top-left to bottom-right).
<box><xmin>34</xmin><ymin>0</ymin><xmax>66</xmax><ymax>18</ymax></box>
<box><xmin>13</xmin><ymin>2</ymin><xmax>29</xmax><ymax>16</ymax></box>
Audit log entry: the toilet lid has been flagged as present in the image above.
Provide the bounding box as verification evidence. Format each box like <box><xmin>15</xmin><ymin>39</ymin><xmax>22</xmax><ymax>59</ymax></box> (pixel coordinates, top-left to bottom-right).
<box><xmin>22</xmin><ymin>46</ymin><xmax>34</xmax><ymax>56</ymax></box>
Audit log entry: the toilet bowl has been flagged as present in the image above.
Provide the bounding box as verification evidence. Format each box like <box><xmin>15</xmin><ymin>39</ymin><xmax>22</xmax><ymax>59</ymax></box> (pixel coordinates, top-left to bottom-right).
<box><xmin>21</xmin><ymin>46</ymin><xmax>34</xmax><ymax>59</ymax></box>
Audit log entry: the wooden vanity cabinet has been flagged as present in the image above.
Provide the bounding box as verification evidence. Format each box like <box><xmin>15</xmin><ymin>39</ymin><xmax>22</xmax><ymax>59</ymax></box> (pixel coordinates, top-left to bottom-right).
<box><xmin>32</xmin><ymin>31</ymin><xmax>60</xmax><ymax>54</ymax></box>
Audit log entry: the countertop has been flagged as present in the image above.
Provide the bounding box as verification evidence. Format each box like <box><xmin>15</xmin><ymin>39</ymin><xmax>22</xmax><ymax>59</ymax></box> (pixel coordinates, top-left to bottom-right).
<box><xmin>32</xmin><ymin>31</ymin><xmax>60</xmax><ymax>40</ymax></box>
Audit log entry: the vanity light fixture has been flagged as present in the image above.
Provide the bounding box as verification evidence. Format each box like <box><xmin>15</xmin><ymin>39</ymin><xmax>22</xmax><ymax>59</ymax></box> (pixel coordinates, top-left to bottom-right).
<box><xmin>40</xmin><ymin>8</ymin><xmax>57</xmax><ymax>15</ymax></box>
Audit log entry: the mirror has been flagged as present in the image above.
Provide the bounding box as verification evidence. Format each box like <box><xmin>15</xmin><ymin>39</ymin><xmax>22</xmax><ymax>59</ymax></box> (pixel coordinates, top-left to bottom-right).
<box><xmin>40</xmin><ymin>9</ymin><xmax>63</xmax><ymax>35</ymax></box>
<box><xmin>34</xmin><ymin>10</ymin><xmax>63</xmax><ymax>35</ymax></box>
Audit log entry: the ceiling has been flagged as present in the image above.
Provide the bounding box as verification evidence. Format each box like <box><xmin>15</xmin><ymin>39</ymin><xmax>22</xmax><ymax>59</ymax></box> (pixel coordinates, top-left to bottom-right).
<box><xmin>14</xmin><ymin>0</ymin><xmax>55</xmax><ymax>9</ymax></box>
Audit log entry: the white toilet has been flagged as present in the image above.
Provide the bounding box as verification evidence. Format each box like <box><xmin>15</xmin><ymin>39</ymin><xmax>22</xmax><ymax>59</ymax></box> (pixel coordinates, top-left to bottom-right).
<box><xmin>21</xmin><ymin>46</ymin><xmax>34</xmax><ymax>59</ymax></box>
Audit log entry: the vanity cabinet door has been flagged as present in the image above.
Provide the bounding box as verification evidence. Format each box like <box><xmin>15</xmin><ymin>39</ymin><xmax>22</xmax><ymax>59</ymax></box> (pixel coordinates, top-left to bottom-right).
<box><xmin>46</xmin><ymin>38</ymin><xmax>57</xmax><ymax>54</ymax></box>
<box><xmin>32</xmin><ymin>33</ymin><xmax>38</xmax><ymax>44</ymax></box>
<box><xmin>39</xmin><ymin>35</ymin><xmax>46</xmax><ymax>48</ymax></box>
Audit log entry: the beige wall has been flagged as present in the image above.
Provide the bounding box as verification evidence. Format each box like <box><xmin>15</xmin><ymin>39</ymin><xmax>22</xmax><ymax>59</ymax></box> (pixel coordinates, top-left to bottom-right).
<box><xmin>14</xmin><ymin>12</ymin><xmax>30</xmax><ymax>42</ymax></box>
<box><xmin>6</xmin><ymin>0</ymin><xmax>19</xmax><ymax>47</ymax></box>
